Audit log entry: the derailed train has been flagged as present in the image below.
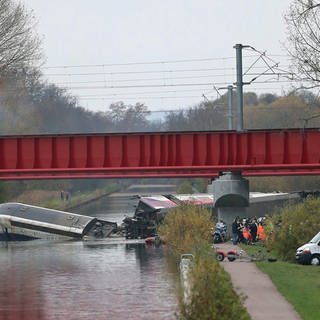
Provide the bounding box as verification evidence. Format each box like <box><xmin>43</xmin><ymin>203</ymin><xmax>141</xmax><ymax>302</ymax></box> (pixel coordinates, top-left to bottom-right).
<box><xmin>122</xmin><ymin>191</ymin><xmax>305</xmax><ymax>239</ymax></box>
<box><xmin>0</xmin><ymin>202</ymin><xmax>117</xmax><ymax>241</ymax></box>
<box><xmin>123</xmin><ymin>194</ymin><xmax>214</xmax><ymax>239</ymax></box>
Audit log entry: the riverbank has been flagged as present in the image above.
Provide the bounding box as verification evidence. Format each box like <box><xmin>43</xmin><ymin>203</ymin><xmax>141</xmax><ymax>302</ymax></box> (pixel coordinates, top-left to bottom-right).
<box><xmin>9</xmin><ymin>182</ymin><xmax>179</xmax><ymax>212</ymax></box>
<box><xmin>11</xmin><ymin>184</ymin><xmax>120</xmax><ymax>211</ymax></box>
<box><xmin>242</xmin><ymin>243</ymin><xmax>320</xmax><ymax>320</ymax></box>
<box><xmin>158</xmin><ymin>205</ymin><xmax>250</xmax><ymax>320</ymax></box>
<box><xmin>214</xmin><ymin>242</ymin><xmax>301</xmax><ymax>320</ymax></box>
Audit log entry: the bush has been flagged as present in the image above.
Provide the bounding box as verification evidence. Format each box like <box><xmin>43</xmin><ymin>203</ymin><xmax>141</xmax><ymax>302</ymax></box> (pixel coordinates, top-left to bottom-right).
<box><xmin>266</xmin><ymin>197</ymin><xmax>320</xmax><ymax>261</ymax></box>
<box><xmin>179</xmin><ymin>246</ymin><xmax>250</xmax><ymax>320</ymax></box>
<box><xmin>158</xmin><ymin>205</ymin><xmax>250</xmax><ymax>320</ymax></box>
<box><xmin>157</xmin><ymin>204</ymin><xmax>213</xmax><ymax>256</ymax></box>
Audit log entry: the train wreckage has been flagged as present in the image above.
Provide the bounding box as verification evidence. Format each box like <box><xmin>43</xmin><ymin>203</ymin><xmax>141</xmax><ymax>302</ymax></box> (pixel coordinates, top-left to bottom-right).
<box><xmin>0</xmin><ymin>202</ymin><xmax>117</xmax><ymax>241</ymax></box>
<box><xmin>123</xmin><ymin>194</ymin><xmax>213</xmax><ymax>239</ymax></box>
<box><xmin>0</xmin><ymin>191</ymin><xmax>304</xmax><ymax>241</ymax></box>
<box><xmin>122</xmin><ymin>191</ymin><xmax>303</xmax><ymax>239</ymax></box>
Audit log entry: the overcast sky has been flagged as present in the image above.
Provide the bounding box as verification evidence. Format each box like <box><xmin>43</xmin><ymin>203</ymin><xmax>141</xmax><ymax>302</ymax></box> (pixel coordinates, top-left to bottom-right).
<box><xmin>26</xmin><ymin>0</ymin><xmax>294</xmax><ymax>113</ymax></box>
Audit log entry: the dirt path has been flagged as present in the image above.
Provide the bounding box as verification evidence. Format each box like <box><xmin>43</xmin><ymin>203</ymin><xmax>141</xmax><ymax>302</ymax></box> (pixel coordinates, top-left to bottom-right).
<box><xmin>214</xmin><ymin>242</ymin><xmax>301</xmax><ymax>320</ymax></box>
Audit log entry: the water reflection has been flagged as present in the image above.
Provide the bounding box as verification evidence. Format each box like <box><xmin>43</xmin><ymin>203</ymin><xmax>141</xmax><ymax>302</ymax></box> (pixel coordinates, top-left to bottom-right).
<box><xmin>74</xmin><ymin>194</ymin><xmax>138</xmax><ymax>225</ymax></box>
<box><xmin>0</xmin><ymin>194</ymin><xmax>179</xmax><ymax>319</ymax></box>
<box><xmin>0</xmin><ymin>239</ymin><xmax>178</xmax><ymax>320</ymax></box>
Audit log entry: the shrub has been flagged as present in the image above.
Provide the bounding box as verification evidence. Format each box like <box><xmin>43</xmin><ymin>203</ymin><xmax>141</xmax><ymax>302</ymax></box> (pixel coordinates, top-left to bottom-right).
<box><xmin>178</xmin><ymin>245</ymin><xmax>250</xmax><ymax>320</ymax></box>
<box><xmin>157</xmin><ymin>204</ymin><xmax>213</xmax><ymax>256</ymax></box>
<box><xmin>266</xmin><ymin>197</ymin><xmax>320</xmax><ymax>261</ymax></box>
<box><xmin>158</xmin><ymin>205</ymin><xmax>250</xmax><ymax>320</ymax></box>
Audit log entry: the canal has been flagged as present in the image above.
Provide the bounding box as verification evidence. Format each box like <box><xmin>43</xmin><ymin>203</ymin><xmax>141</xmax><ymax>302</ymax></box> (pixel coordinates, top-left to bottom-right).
<box><xmin>0</xmin><ymin>195</ymin><xmax>179</xmax><ymax>320</ymax></box>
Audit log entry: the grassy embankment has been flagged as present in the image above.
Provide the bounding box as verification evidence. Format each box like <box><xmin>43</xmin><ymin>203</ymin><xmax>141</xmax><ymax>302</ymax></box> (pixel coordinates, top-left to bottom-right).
<box><xmin>243</xmin><ymin>241</ymin><xmax>320</xmax><ymax>320</ymax></box>
<box><xmin>12</xmin><ymin>183</ymin><xmax>120</xmax><ymax>210</ymax></box>
<box><xmin>258</xmin><ymin>197</ymin><xmax>320</xmax><ymax>320</ymax></box>
<box><xmin>158</xmin><ymin>204</ymin><xmax>250</xmax><ymax>320</ymax></box>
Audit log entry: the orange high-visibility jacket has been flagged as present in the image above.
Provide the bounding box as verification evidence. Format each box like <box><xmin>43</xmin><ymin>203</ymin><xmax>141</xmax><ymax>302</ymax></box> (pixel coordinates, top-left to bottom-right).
<box><xmin>243</xmin><ymin>226</ymin><xmax>251</xmax><ymax>240</ymax></box>
<box><xmin>257</xmin><ymin>224</ymin><xmax>266</xmax><ymax>241</ymax></box>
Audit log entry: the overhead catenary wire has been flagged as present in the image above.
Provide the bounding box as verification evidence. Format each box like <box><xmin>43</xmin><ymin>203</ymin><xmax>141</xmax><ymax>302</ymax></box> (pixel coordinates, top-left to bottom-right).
<box><xmin>78</xmin><ymin>88</ymin><xmax>217</xmax><ymax>97</ymax></box>
<box><xmin>75</xmin><ymin>87</ymin><xmax>291</xmax><ymax>99</ymax></box>
<box><xmin>38</xmin><ymin>50</ymin><xmax>298</xmax><ymax>105</ymax></box>
<box><xmin>43</xmin><ymin>65</ymin><xmax>292</xmax><ymax>77</ymax></box>
<box><xmin>51</xmin><ymin>72</ymin><xmax>293</xmax><ymax>86</ymax></box>
<box><xmin>58</xmin><ymin>79</ymin><xmax>307</xmax><ymax>90</ymax></box>
<box><xmin>43</xmin><ymin>67</ymin><xmax>237</xmax><ymax>77</ymax></box>
<box><xmin>29</xmin><ymin>50</ymin><xmax>317</xmax><ymax>113</ymax></box>
<box><xmin>81</xmin><ymin>95</ymin><xmax>203</xmax><ymax>100</ymax></box>
<box><xmin>0</xmin><ymin>79</ymin><xmax>306</xmax><ymax>96</ymax></box>
<box><xmin>41</xmin><ymin>53</ymin><xmax>292</xmax><ymax>69</ymax></box>
<box><xmin>0</xmin><ymin>77</ymin><xmax>295</xmax><ymax>94</ymax></box>
<box><xmin>42</xmin><ymin>57</ymin><xmax>236</xmax><ymax>69</ymax></box>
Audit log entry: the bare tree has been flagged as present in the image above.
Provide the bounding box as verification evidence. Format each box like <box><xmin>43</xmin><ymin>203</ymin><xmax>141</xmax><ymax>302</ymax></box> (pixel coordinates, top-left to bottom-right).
<box><xmin>285</xmin><ymin>0</ymin><xmax>320</xmax><ymax>85</ymax></box>
<box><xmin>0</xmin><ymin>0</ymin><xmax>42</xmax><ymax>75</ymax></box>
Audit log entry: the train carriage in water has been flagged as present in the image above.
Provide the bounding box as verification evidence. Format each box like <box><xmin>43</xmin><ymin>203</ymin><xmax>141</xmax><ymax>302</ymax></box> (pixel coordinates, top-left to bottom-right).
<box><xmin>123</xmin><ymin>194</ymin><xmax>214</xmax><ymax>239</ymax></box>
<box><xmin>0</xmin><ymin>202</ymin><xmax>117</xmax><ymax>241</ymax></box>
<box><xmin>123</xmin><ymin>195</ymin><xmax>177</xmax><ymax>239</ymax></box>
<box><xmin>122</xmin><ymin>191</ymin><xmax>303</xmax><ymax>240</ymax></box>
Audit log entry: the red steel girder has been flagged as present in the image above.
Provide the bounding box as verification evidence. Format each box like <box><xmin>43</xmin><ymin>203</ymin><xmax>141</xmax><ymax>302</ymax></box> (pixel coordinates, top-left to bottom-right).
<box><xmin>0</xmin><ymin>128</ymin><xmax>319</xmax><ymax>179</ymax></box>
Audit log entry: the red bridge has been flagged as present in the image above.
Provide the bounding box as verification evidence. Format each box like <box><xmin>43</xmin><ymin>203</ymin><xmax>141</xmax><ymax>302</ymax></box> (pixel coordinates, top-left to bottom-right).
<box><xmin>0</xmin><ymin>128</ymin><xmax>320</xmax><ymax>180</ymax></box>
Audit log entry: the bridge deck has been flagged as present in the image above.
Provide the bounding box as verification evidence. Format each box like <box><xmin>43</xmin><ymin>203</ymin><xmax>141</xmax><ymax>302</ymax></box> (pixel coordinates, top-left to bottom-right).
<box><xmin>0</xmin><ymin>128</ymin><xmax>319</xmax><ymax>179</ymax></box>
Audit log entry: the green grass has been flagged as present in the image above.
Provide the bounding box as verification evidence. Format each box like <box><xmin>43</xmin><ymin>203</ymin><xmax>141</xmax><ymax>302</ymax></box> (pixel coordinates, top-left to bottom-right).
<box><xmin>241</xmin><ymin>244</ymin><xmax>320</xmax><ymax>320</ymax></box>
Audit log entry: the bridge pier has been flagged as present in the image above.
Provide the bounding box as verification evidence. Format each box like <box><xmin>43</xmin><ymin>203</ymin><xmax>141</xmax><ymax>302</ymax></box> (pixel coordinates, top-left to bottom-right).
<box><xmin>208</xmin><ymin>171</ymin><xmax>249</xmax><ymax>235</ymax></box>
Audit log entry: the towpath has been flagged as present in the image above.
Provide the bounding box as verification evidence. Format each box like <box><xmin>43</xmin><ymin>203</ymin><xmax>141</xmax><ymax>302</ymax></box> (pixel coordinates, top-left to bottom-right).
<box><xmin>214</xmin><ymin>242</ymin><xmax>301</xmax><ymax>320</ymax></box>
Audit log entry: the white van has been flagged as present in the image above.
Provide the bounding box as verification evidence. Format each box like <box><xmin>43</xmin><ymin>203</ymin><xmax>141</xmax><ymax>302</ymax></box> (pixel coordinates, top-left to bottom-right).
<box><xmin>295</xmin><ymin>232</ymin><xmax>320</xmax><ymax>265</ymax></box>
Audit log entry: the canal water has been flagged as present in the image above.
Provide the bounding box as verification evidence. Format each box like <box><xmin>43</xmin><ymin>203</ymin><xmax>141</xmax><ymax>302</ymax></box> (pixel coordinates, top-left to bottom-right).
<box><xmin>0</xmin><ymin>195</ymin><xmax>179</xmax><ymax>320</ymax></box>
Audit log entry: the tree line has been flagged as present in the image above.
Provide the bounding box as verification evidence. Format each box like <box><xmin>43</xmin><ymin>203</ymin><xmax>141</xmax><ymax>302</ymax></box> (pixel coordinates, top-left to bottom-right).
<box><xmin>1</xmin><ymin>0</ymin><xmax>320</xmax><ymax>135</ymax></box>
<box><xmin>2</xmin><ymin>72</ymin><xmax>320</xmax><ymax>134</ymax></box>
<box><xmin>1</xmin><ymin>0</ymin><xmax>320</xmax><ymax>200</ymax></box>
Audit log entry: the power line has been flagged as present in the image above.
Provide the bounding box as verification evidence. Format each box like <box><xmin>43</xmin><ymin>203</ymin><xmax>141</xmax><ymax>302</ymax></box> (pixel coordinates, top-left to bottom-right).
<box><xmin>1</xmin><ymin>50</ymin><xmax>306</xmax><ymax>110</ymax></box>
<box><xmin>75</xmin><ymin>86</ymin><xmax>290</xmax><ymax>100</ymax></box>
<box><xmin>42</xmin><ymin>57</ymin><xmax>235</xmax><ymax>69</ymax></box>
<box><xmin>62</xmin><ymin>82</ymin><xmax>218</xmax><ymax>90</ymax></box>
<box><xmin>43</xmin><ymin>65</ymin><xmax>292</xmax><ymax>77</ymax></box>
<box><xmin>43</xmin><ymin>67</ymin><xmax>236</xmax><ymax>77</ymax></box>
<box><xmin>75</xmin><ymin>87</ymin><xmax>293</xmax><ymax>102</ymax></box>
<box><xmin>51</xmin><ymin>72</ymin><xmax>293</xmax><ymax>86</ymax></box>
<box><xmin>77</xmin><ymin>88</ymin><xmax>216</xmax><ymax>97</ymax></box>
<box><xmin>0</xmin><ymin>79</ymin><xmax>302</xmax><ymax>94</ymax></box>
<box><xmin>80</xmin><ymin>95</ymin><xmax>203</xmax><ymax>101</ymax></box>
<box><xmin>42</xmin><ymin>54</ymin><xmax>285</xmax><ymax>69</ymax></box>
<box><xmin>58</xmin><ymin>79</ymin><xmax>304</xmax><ymax>90</ymax></box>
<box><xmin>75</xmin><ymin>87</ymin><xmax>286</xmax><ymax>99</ymax></box>
<box><xmin>55</xmin><ymin>74</ymin><xmax>232</xmax><ymax>85</ymax></box>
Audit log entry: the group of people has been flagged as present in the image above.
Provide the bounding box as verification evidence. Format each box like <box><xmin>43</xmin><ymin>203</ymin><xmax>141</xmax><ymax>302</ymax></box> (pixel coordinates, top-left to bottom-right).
<box><xmin>60</xmin><ymin>190</ymin><xmax>71</xmax><ymax>201</ymax></box>
<box><xmin>231</xmin><ymin>216</ymin><xmax>266</xmax><ymax>245</ymax></box>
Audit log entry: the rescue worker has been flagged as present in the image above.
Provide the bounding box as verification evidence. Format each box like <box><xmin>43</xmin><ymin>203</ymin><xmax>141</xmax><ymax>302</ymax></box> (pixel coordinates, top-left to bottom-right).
<box><xmin>242</xmin><ymin>222</ymin><xmax>252</xmax><ymax>244</ymax></box>
<box><xmin>249</xmin><ymin>218</ymin><xmax>258</xmax><ymax>242</ymax></box>
<box><xmin>232</xmin><ymin>217</ymin><xmax>239</xmax><ymax>245</ymax></box>
<box><xmin>257</xmin><ymin>222</ymin><xmax>266</xmax><ymax>241</ymax></box>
